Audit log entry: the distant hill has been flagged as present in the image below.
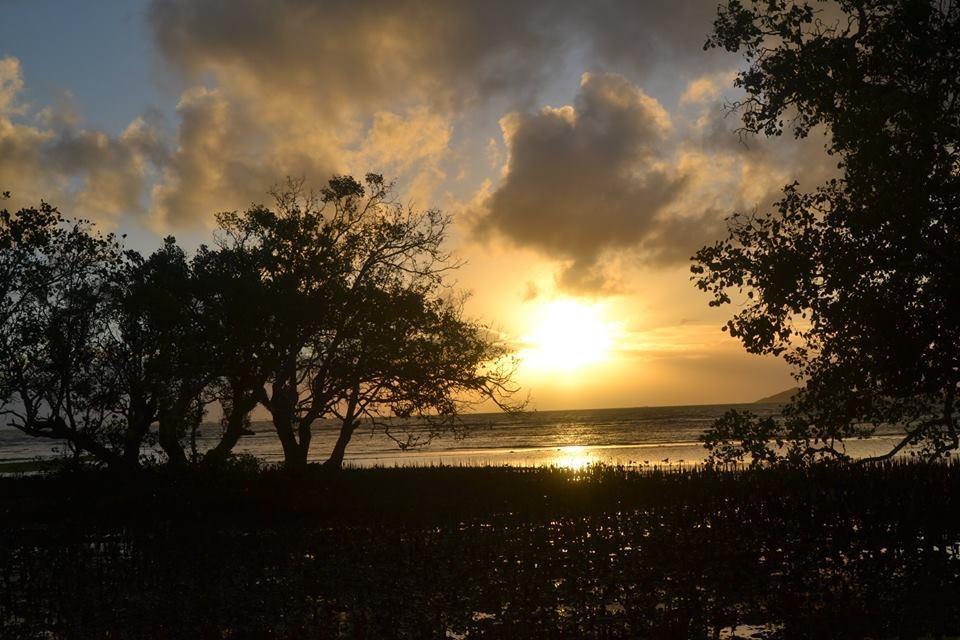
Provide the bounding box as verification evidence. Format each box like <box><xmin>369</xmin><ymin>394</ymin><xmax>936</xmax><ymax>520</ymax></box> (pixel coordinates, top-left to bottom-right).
<box><xmin>754</xmin><ymin>387</ymin><xmax>800</xmax><ymax>404</ymax></box>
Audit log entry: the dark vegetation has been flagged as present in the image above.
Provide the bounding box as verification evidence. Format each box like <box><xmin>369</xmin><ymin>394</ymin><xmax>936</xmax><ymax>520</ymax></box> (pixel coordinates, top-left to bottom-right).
<box><xmin>0</xmin><ymin>176</ymin><xmax>520</xmax><ymax>473</ymax></box>
<box><xmin>693</xmin><ymin>0</ymin><xmax>960</xmax><ymax>464</ymax></box>
<box><xmin>3</xmin><ymin>461</ymin><xmax>960</xmax><ymax>638</ymax></box>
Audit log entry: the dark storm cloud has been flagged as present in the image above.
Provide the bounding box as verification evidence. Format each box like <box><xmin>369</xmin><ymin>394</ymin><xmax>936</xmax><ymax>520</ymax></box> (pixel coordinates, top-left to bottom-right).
<box><xmin>3</xmin><ymin>0</ymin><xmax>835</xmax><ymax>253</ymax></box>
<box><xmin>475</xmin><ymin>73</ymin><xmax>694</xmax><ymax>292</ymax></box>
<box><xmin>142</xmin><ymin>0</ymin><xmax>739</xmax><ymax>231</ymax></box>
<box><xmin>472</xmin><ymin>74</ymin><xmax>838</xmax><ymax>294</ymax></box>
<box><xmin>147</xmin><ymin>0</ymin><xmax>728</xmax><ymax>110</ymax></box>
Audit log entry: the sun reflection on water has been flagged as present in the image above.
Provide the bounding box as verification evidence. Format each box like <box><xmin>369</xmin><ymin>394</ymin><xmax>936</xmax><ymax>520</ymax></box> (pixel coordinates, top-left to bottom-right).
<box><xmin>553</xmin><ymin>445</ymin><xmax>595</xmax><ymax>470</ymax></box>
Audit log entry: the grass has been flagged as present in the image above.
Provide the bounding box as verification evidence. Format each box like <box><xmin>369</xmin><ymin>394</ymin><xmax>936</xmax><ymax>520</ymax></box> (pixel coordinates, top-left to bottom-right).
<box><xmin>2</xmin><ymin>460</ymin><xmax>960</xmax><ymax>638</ymax></box>
<box><xmin>0</xmin><ymin>458</ymin><xmax>66</xmax><ymax>475</ymax></box>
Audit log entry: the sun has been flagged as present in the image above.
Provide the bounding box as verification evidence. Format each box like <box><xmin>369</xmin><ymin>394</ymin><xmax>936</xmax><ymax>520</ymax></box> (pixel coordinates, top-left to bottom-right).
<box><xmin>519</xmin><ymin>299</ymin><xmax>617</xmax><ymax>374</ymax></box>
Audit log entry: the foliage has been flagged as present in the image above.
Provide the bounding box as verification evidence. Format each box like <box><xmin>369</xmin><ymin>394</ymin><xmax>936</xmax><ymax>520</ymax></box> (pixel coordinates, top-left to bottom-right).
<box><xmin>0</xmin><ymin>199</ymin><xmax>127</xmax><ymax>466</ymax></box>
<box><xmin>215</xmin><ymin>174</ymin><xmax>521</xmax><ymax>469</ymax></box>
<box><xmin>108</xmin><ymin>237</ymin><xmax>220</xmax><ymax>466</ymax></box>
<box><xmin>190</xmin><ymin>232</ymin><xmax>277</xmax><ymax>466</ymax></box>
<box><xmin>693</xmin><ymin>0</ymin><xmax>960</xmax><ymax>464</ymax></box>
<box><xmin>0</xmin><ymin>175</ymin><xmax>520</xmax><ymax>471</ymax></box>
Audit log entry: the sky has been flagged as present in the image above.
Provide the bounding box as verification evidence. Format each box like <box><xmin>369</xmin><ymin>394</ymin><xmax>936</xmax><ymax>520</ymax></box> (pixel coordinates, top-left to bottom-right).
<box><xmin>0</xmin><ymin>0</ymin><xmax>838</xmax><ymax>409</ymax></box>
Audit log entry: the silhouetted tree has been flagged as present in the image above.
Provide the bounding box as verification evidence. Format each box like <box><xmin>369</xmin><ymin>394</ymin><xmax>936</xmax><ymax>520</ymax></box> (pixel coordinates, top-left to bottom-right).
<box><xmin>216</xmin><ymin>175</ymin><xmax>520</xmax><ymax>470</ymax></box>
<box><xmin>316</xmin><ymin>276</ymin><xmax>519</xmax><ymax>469</ymax></box>
<box><xmin>2</xmin><ymin>177</ymin><xmax>520</xmax><ymax>472</ymax></box>
<box><xmin>692</xmin><ymin>0</ymin><xmax>960</xmax><ymax>464</ymax></box>
<box><xmin>191</xmin><ymin>239</ymin><xmax>275</xmax><ymax>467</ymax></box>
<box><xmin>107</xmin><ymin>237</ymin><xmax>219</xmax><ymax>467</ymax></box>
<box><xmin>209</xmin><ymin>178</ymin><xmax>344</xmax><ymax>469</ymax></box>
<box><xmin>0</xmin><ymin>199</ymin><xmax>225</xmax><ymax>470</ymax></box>
<box><xmin>0</xmin><ymin>197</ymin><xmax>127</xmax><ymax>467</ymax></box>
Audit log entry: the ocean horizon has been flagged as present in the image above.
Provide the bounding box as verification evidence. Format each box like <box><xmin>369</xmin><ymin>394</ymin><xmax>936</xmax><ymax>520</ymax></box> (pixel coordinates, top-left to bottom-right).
<box><xmin>0</xmin><ymin>402</ymin><xmax>909</xmax><ymax>468</ymax></box>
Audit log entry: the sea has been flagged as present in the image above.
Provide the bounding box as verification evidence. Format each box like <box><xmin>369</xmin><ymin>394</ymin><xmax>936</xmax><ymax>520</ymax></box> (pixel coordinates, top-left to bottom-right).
<box><xmin>0</xmin><ymin>403</ymin><xmax>912</xmax><ymax>469</ymax></box>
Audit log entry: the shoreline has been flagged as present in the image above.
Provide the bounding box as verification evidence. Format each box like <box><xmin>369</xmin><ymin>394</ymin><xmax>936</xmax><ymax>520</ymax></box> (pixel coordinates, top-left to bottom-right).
<box><xmin>0</xmin><ymin>433</ymin><xmax>918</xmax><ymax>475</ymax></box>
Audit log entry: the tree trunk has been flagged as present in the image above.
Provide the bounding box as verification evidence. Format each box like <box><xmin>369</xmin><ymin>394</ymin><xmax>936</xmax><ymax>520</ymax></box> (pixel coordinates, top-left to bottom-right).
<box><xmin>288</xmin><ymin>442</ymin><xmax>309</xmax><ymax>471</ymax></box>
<box><xmin>323</xmin><ymin>387</ymin><xmax>361</xmax><ymax>470</ymax></box>
<box><xmin>273</xmin><ymin>412</ymin><xmax>306</xmax><ymax>471</ymax></box>
<box><xmin>323</xmin><ymin>419</ymin><xmax>357</xmax><ymax>469</ymax></box>
<box><xmin>122</xmin><ymin>424</ymin><xmax>147</xmax><ymax>467</ymax></box>
<box><xmin>122</xmin><ymin>399</ymin><xmax>153</xmax><ymax>469</ymax></box>
<box><xmin>266</xmin><ymin>370</ymin><xmax>309</xmax><ymax>471</ymax></box>
<box><xmin>203</xmin><ymin>387</ymin><xmax>257</xmax><ymax>467</ymax></box>
<box><xmin>203</xmin><ymin>415</ymin><xmax>244</xmax><ymax>466</ymax></box>
<box><xmin>157</xmin><ymin>411</ymin><xmax>188</xmax><ymax>467</ymax></box>
<box><xmin>296</xmin><ymin>418</ymin><xmax>313</xmax><ymax>467</ymax></box>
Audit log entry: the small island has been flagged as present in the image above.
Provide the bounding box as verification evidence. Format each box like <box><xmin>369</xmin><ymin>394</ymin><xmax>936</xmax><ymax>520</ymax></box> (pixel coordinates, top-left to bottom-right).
<box><xmin>753</xmin><ymin>387</ymin><xmax>800</xmax><ymax>404</ymax></box>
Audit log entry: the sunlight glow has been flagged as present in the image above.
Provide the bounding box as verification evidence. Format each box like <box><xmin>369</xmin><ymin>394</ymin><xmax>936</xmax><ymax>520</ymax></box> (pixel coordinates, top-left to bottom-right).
<box><xmin>519</xmin><ymin>299</ymin><xmax>617</xmax><ymax>374</ymax></box>
<box><xmin>552</xmin><ymin>445</ymin><xmax>595</xmax><ymax>470</ymax></box>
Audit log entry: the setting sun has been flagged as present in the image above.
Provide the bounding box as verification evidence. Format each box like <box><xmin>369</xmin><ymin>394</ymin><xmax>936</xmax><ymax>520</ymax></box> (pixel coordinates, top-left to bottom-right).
<box><xmin>519</xmin><ymin>299</ymin><xmax>618</xmax><ymax>374</ymax></box>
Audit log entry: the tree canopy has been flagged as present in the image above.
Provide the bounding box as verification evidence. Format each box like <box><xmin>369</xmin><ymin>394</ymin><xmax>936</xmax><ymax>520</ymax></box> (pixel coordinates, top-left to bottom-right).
<box><xmin>214</xmin><ymin>175</ymin><xmax>520</xmax><ymax>470</ymax></box>
<box><xmin>692</xmin><ymin>0</ymin><xmax>960</xmax><ymax>464</ymax></box>
<box><xmin>0</xmin><ymin>177</ymin><xmax>520</xmax><ymax>471</ymax></box>
<box><xmin>0</xmin><ymin>197</ymin><xmax>127</xmax><ymax>465</ymax></box>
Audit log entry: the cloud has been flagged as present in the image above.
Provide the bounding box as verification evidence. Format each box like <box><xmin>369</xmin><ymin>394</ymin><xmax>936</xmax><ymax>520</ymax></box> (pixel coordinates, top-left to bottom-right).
<box><xmin>149</xmin><ymin>0</ymin><xmax>558</xmax><ymax>116</ymax></box>
<box><xmin>0</xmin><ymin>61</ymin><xmax>448</xmax><ymax>231</ymax></box>
<box><xmin>522</xmin><ymin>281</ymin><xmax>540</xmax><ymax>302</ymax></box>
<box><xmin>148</xmin><ymin>0</ymin><xmax>729</xmax><ymax>113</ymax></box>
<box><xmin>147</xmin><ymin>91</ymin><xmax>454</xmax><ymax>229</ymax></box>
<box><xmin>347</xmin><ymin>107</ymin><xmax>452</xmax><ymax>206</ymax></box>
<box><xmin>148</xmin><ymin>86</ymin><xmax>341</xmax><ymax>229</ymax></box>
<box><xmin>0</xmin><ymin>57</ymin><xmax>166</xmax><ymax>225</ymax></box>
<box><xmin>141</xmin><ymin>0</ymin><xmax>728</xmax><ymax>228</ymax></box>
<box><xmin>3</xmin><ymin>1</ymin><xmax>834</xmax><ymax>247</ymax></box>
<box><xmin>474</xmin><ymin>73</ymin><xmax>700</xmax><ymax>292</ymax></box>
<box><xmin>140</xmin><ymin>0</ymin><xmax>735</xmax><ymax>228</ymax></box>
<box><xmin>0</xmin><ymin>57</ymin><xmax>25</xmax><ymax>115</ymax></box>
<box><xmin>680</xmin><ymin>71</ymin><xmax>739</xmax><ymax>105</ymax></box>
<box><xmin>687</xmin><ymin>98</ymin><xmax>839</xmax><ymax>210</ymax></box>
<box><xmin>472</xmin><ymin>73</ymin><xmax>836</xmax><ymax>294</ymax></box>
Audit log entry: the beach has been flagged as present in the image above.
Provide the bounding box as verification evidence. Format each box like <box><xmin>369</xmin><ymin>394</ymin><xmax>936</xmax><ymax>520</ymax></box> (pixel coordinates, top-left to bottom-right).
<box><xmin>0</xmin><ymin>403</ymin><xmax>914</xmax><ymax>471</ymax></box>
